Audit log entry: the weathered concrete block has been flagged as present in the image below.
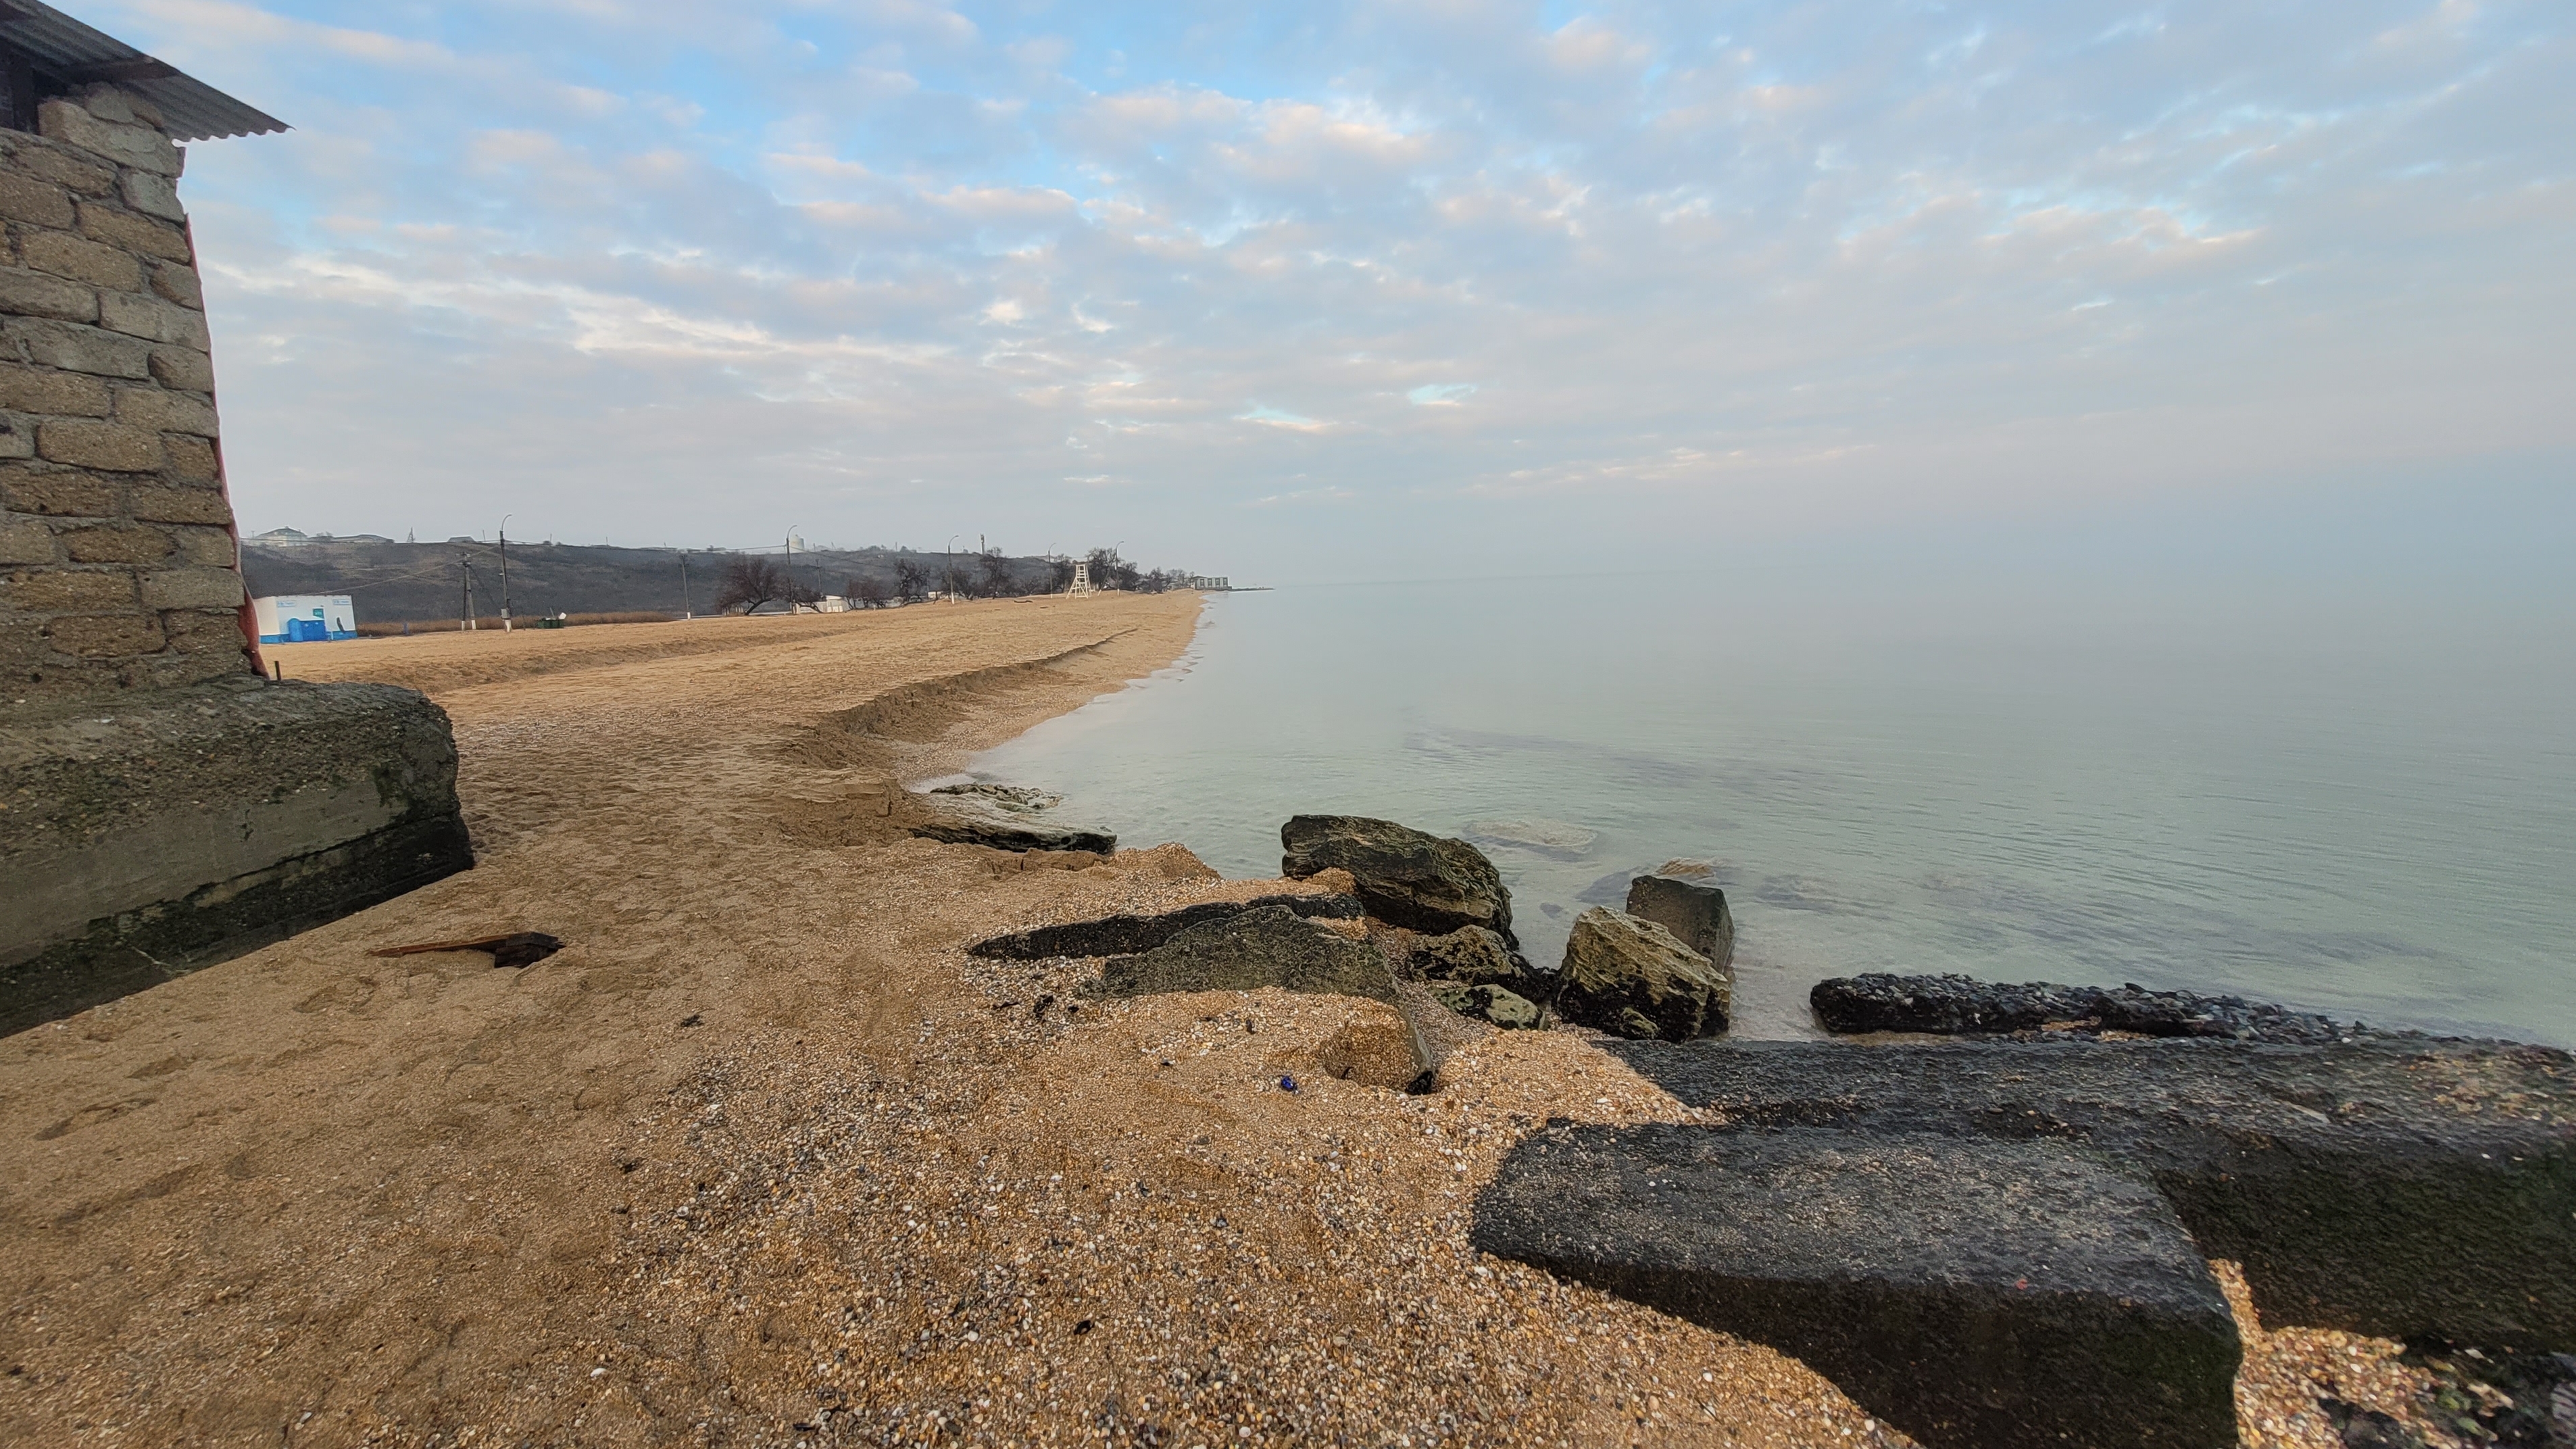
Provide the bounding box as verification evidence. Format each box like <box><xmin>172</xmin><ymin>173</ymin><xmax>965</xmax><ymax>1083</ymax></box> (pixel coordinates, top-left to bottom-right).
<box><xmin>20</xmin><ymin>227</ymin><xmax>143</xmax><ymax>291</ymax></box>
<box><xmin>39</xmin><ymin>99</ymin><xmax>182</xmax><ymax>176</ymax></box>
<box><xmin>1476</xmin><ymin>1123</ymin><xmax>2240</xmax><ymax>1449</ymax></box>
<box><xmin>1625</xmin><ymin>871</ymin><xmax>1735</xmax><ymax>967</ymax></box>
<box><xmin>1</xmin><ymin>680</ymin><xmax>476</xmax><ymax>1035</ymax></box>
<box><xmin>161</xmin><ymin>433</ymin><xmax>219</xmax><ymax>481</ymax></box>
<box><xmin>0</xmin><ymin>362</ymin><xmax>112</xmax><ymax>416</ymax></box>
<box><xmin>60</xmin><ymin>522</ymin><xmax>170</xmax><ymax>563</ymax></box>
<box><xmin>0</xmin><ymin>134</ymin><xmax>117</xmax><ymax>195</ymax></box>
<box><xmin>5</xmin><ymin>565</ymin><xmax>134</xmax><ymax>610</ymax></box>
<box><xmin>146</xmin><ymin>345</ymin><xmax>214</xmax><ymax>392</ymax></box>
<box><xmin>113</xmin><ymin>387</ymin><xmax>218</xmax><ymax>437</ymax></box>
<box><xmin>118</xmin><ymin>168</ymin><xmax>185</xmax><ymax>222</ymax></box>
<box><xmin>0</xmin><ymin>514</ymin><xmax>57</xmax><ymax>564</ymax></box>
<box><xmin>0</xmin><ymin>462</ymin><xmax>123</xmax><ymax>516</ymax></box>
<box><xmin>0</xmin><ymin>414</ymin><xmax>29</xmax><ymax>458</ymax></box>
<box><xmin>1096</xmin><ymin>905</ymin><xmax>1396</xmax><ymax>1004</ymax></box>
<box><xmin>38</xmin><ymin>419</ymin><xmax>162</xmax><ymax>472</ymax></box>
<box><xmin>97</xmin><ymin>290</ymin><xmax>207</xmax><ymax>349</ymax></box>
<box><xmin>139</xmin><ymin>566</ymin><xmax>242</xmax><ymax>611</ymax></box>
<box><xmin>76</xmin><ymin>203</ymin><xmax>192</xmax><ymax>264</ymax></box>
<box><xmin>126</xmin><ymin>483</ymin><xmax>232</xmax><ymax>526</ymax></box>
<box><xmin>0</xmin><ymin>172</ymin><xmax>74</xmax><ymax>229</ymax></box>
<box><xmin>1605</xmin><ymin>1038</ymin><xmax>2576</xmax><ymax>1350</ymax></box>
<box><xmin>5</xmin><ymin>316</ymin><xmax>153</xmax><ymax>378</ymax></box>
<box><xmin>0</xmin><ymin>266</ymin><xmax>99</xmax><ymax>323</ymax></box>
<box><xmin>148</xmin><ymin>260</ymin><xmax>203</xmax><ymax>310</ymax></box>
<box><xmin>43</xmin><ymin>610</ymin><xmax>160</xmax><ymax>656</ymax></box>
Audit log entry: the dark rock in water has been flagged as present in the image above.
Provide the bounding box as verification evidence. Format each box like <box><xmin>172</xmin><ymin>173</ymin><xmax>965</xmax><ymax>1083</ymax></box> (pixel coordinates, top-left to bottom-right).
<box><xmin>1429</xmin><ymin>981</ymin><xmax>1540</xmax><ymax>1030</ymax></box>
<box><xmin>1097</xmin><ymin>906</ymin><xmax>1396</xmax><ymax>1004</ymax></box>
<box><xmin>1475</xmin><ymin>1122</ymin><xmax>2241</xmax><ymax>1449</ymax></box>
<box><xmin>1625</xmin><ymin>873</ymin><xmax>1734</xmax><ymax>968</ymax></box>
<box><xmin>968</xmin><ymin>893</ymin><xmax>1363</xmax><ymax>960</ymax></box>
<box><xmin>1552</xmin><ymin>907</ymin><xmax>1729</xmax><ymax>1041</ymax></box>
<box><xmin>1812</xmin><ymin>972</ymin><xmax>2389</xmax><ymax>1044</ymax></box>
<box><xmin>1280</xmin><ymin>814</ymin><xmax>1514</xmax><ymax>942</ymax></box>
<box><xmin>1602</xmin><ymin>1037</ymin><xmax>2576</xmax><ymax>1352</ymax></box>
<box><xmin>1576</xmin><ymin>867</ymin><xmax>1644</xmax><ymax>907</ymax></box>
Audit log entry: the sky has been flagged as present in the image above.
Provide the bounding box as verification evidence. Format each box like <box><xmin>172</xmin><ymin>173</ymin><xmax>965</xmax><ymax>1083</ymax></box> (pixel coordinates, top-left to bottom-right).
<box><xmin>92</xmin><ymin>0</ymin><xmax>2576</xmax><ymax>583</ymax></box>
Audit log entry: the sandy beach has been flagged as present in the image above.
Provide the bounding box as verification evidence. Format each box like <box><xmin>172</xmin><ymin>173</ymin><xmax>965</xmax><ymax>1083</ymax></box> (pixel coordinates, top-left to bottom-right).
<box><xmin>0</xmin><ymin>596</ymin><xmax>2456</xmax><ymax>1448</ymax></box>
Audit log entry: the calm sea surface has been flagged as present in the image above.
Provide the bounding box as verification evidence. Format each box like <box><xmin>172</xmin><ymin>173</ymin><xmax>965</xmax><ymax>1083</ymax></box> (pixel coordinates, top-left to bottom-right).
<box><xmin>968</xmin><ymin>575</ymin><xmax>2575</xmax><ymax>1043</ymax></box>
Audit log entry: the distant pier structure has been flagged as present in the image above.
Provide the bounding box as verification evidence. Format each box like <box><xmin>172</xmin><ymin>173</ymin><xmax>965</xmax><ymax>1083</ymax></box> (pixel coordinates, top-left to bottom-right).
<box><xmin>1181</xmin><ymin>575</ymin><xmax>1231</xmax><ymax>591</ymax></box>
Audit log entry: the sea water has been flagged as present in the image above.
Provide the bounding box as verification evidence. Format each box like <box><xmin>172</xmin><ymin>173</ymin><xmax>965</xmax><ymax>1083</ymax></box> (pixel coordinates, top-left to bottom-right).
<box><xmin>970</xmin><ymin>574</ymin><xmax>2575</xmax><ymax>1043</ymax></box>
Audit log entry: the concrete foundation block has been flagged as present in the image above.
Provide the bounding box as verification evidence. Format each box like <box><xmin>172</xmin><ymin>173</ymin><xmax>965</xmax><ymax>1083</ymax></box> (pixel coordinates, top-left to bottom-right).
<box><xmin>1605</xmin><ymin>1038</ymin><xmax>2576</xmax><ymax>1351</ymax></box>
<box><xmin>1474</xmin><ymin>1123</ymin><xmax>2241</xmax><ymax>1449</ymax></box>
<box><xmin>1</xmin><ymin>677</ymin><xmax>474</xmax><ymax>1035</ymax></box>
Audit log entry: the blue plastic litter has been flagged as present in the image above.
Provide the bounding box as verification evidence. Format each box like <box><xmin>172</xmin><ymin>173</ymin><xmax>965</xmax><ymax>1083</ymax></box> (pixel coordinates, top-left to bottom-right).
<box><xmin>1278</xmin><ymin>1075</ymin><xmax>1297</xmax><ymax>1092</ymax></box>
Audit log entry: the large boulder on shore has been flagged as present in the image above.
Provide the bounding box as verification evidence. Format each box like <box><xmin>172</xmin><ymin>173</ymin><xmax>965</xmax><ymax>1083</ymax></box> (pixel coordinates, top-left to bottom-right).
<box><xmin>1625</xmin><ymin>872</ymin><xmax>1734</xmax><ymax>968</ymax></box>
<box><xmin>1096</xmin><ymin>906</ymin><xmax>1396</xmax><ymax>1004</ymax></box>
<box><xmin>1280</xmin><ymin>815</ymin><xmax>1514</xmax><ymax>941</ymax></box>
<box><xmin>912</xmin><ymin>789</ymin><xmax>1115</xmax><ymax>854</ymax></box>
<box><xmin>1475</xmin><ymin>1123</ymin><xmax>2241</xmax><ymax>1449</ymax></box>
<box><xmin>1552</xmin><ymin>907</ymin><xmax>1729</xmax><ymax>1041</ymax></box>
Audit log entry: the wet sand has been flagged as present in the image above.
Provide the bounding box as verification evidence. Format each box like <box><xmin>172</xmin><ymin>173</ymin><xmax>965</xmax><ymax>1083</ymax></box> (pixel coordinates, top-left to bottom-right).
<box><xmin>1</xmin><ymin>597</ymin><xmax>2456</xmax><ymax>1447</ymax></box>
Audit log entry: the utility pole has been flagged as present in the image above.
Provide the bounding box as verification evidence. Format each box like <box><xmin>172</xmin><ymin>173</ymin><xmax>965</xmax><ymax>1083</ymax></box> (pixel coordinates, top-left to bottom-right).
<box><xmin>785</xmin><ymin>525</ymin><xmax>799</xmax><ymax>613</ymax></box>
<box><xmin>461</xmin><ymin>552</ymin><xmax>477</xmax><ymax>631</ymax></box>
<box><xmin>947</xmin><ymin>534</ymin><xmax>958</xmax><ymax>601</ymax></box>
<box><xmin>497</xmin><ymin>514</ymin><xmax>514</xmax><ymax>631</ymax></box>
<box><xmin>680</xmin><ymin>550</ymin><xmax>692</xmax><ymax>619</ymax></box>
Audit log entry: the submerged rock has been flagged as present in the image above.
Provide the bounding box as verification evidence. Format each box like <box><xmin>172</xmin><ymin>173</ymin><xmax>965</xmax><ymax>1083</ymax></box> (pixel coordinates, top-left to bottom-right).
<box><xmin>1280</xmin><ymin>815</ymin><xmax>1514</xmax><ymax>941</ymax></box>
<box><xmin>969</xmin><ymin>893</ymin><xmax>1363</xmax><ymax>960</ymax></box>
<box><xmin>1811</xmin><ymin>973</ymin><xmax>2389</xmax><ymax>1045</ymax></box>
<box><xmin>1552</xmin><ymin>907</ymin><xmax>1729</xmax><ymax>1041</ymax></box>
<box><xmin>1462</xmin><ymin>817</ymin><xmax>1600</xmax><ymax>858</ymax></box>
<box><xmin>1475</xmin><ymin>1122</ymin><xmax>2241</xmax><ymax>1449</ymax></box>
<box><xmin>1097</xmin><ymin>906</ymin><xmax>1396</xmax><ymax>1004</ymax></box>
<box><xmin>1625</xmin><ymin>872</ymin><xmax>1734</xmax><ymax>968</ymax></box>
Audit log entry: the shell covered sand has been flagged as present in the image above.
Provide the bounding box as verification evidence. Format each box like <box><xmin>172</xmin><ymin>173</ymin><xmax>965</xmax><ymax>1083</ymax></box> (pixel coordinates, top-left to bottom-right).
<box><xmin>0</xmin><ymin>597</ymin><xmax>2479</xmax><ymax>1446</ymax></box>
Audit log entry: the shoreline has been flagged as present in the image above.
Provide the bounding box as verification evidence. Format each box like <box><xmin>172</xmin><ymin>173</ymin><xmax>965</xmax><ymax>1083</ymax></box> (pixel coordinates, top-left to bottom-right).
<box><xmin>0</xmin><ymin>594</ymin><xmax>2481</xmax><ymax>1448</ymax></box>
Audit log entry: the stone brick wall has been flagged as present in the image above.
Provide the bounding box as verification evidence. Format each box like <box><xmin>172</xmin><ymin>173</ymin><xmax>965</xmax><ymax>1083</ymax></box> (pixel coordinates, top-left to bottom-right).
<box><xmin>0</xmin><ymin>84</ymin><xmax>250</xmax><ymax>705</ymax></box>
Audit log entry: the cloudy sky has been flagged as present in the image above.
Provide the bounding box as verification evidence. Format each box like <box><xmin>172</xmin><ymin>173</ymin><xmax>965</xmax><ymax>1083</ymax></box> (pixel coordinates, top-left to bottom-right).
<box><xmin>95</xmin><ymin>0</ymin><xmax>2575</xmax><ymax>581</ymax></box>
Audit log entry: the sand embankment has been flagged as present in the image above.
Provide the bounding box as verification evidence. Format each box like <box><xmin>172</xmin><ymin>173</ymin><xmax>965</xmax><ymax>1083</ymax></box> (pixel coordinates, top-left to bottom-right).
<box><xmin>1</xmin><ymin>597</ymin><xmax>2418</xmax><ymax>1448</ymax></box>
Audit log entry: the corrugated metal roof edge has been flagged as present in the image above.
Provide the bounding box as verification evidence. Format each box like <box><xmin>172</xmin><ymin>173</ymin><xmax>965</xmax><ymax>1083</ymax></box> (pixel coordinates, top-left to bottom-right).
<box><xmin>0</xmin><ymin>0</ymin><xmax>286</xmax><ymax>143</ymax></box>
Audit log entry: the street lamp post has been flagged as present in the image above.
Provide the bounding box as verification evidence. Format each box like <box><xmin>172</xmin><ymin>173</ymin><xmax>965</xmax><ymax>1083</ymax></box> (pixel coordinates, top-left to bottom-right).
<box><xmin>498</xmin><ymin>514</ymin><xmax>514</xmax><ymax>631</ymax></box>
<box><xmin>680</xmin><ymin>549</ymin><xmax>692</xmax><ymax>619</ymax></box>
<box><xmin>946</xmin><ymin>534</ymin><xmax>958</xmax><ymax>602</ymax></box>
<box><xmin>786</xmin><ymin>524</ymin><xmax>799</xmax><ymax>613</ymax></box>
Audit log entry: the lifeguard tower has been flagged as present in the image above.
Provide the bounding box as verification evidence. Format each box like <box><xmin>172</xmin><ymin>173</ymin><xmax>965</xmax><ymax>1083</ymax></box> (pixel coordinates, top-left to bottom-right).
<box><xmin>1066</xmin><ymin>560</ymin><xmax>1097</xmax><ymax>595</ymax></box>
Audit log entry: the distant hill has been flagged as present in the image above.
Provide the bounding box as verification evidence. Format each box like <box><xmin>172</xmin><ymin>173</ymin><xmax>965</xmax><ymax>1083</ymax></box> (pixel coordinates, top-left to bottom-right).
<box><xmin>239</xmin><ymin>539</ymin><xmax>1066</xmax><ymax>623</ymax></box>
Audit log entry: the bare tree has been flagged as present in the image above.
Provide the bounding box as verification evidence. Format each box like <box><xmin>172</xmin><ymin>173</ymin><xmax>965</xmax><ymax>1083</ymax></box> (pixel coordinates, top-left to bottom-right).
<box><xmin>977</xmin><ymin>549</ymin><xmax>1014</xmax><ymax>597</ymax></box>
<box><xmin>893</xmin><ymin>558</ymin><xmax>928</xmax><ymax>603</ymax></box>
<box><xmin>713</xmin><ymin>555</ymin><xmax>818</xmax><ymax>614</ymax></box>
<box><xmin>1048</xmin><ymin>557</ymin><xmax>1075</xmax><ymax>592</ymax></box>
<box><xmin>1085</xmin><ymin>547</ymin><xmax>1141</xmax><ymax>591</ymax></box>
<box><xmin>849</xmin><ymin>576</ymin><xmax>891</xmax><ymax>609</ymax></box>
